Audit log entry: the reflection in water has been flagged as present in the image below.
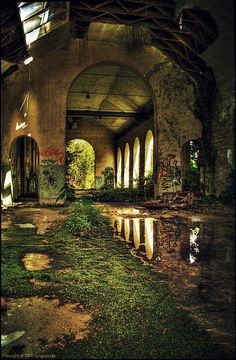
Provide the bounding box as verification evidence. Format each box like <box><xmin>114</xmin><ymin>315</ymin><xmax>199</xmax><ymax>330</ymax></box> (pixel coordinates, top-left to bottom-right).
<box><xmin>145</xmin><ymin>218</ymin><xmax>154</xmax><ymax>260</ymax></box>
<box><xmin>189</xmin><ymin>227</ymin><xmax>200</xmax><ymax>264</ymax></box>
<box><xmin>113</xmin><ymin>215</ymin><xmax>235</xmax><ymax>353</ymax></box>
<box><xmin>133</xmin><ymin>218</ymin><xmax>140</xmax><ymax>249</ymax></box>
<box><xmin>116</xmin><ymin>217</ymin><xmax>122</xmax><ymax>234</ymax></box>
<box><xmin>124</xmin><ymin>219</ymin><xmax>130</xmax><ymax>242</ymax></box>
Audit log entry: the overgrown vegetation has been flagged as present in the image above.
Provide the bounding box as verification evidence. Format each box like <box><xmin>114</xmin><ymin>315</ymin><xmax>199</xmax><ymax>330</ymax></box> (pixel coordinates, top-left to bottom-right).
<box><xmin>66</xmin><ymin>139</ymin><xmax>95</xmax><ymax>189</ymax></box>
<box><xmin>64</xmin><ymin>199</ymin><xmax>110</xmax><ymax>235</ymax></box>
<box><xmin>56</xmin><ymin>183</ymin><xmax>76</xmax><ymax>203</ymax></box>
<box><xmin>1</xmin><ymin>203</ymin><xmax>231</xmax><ymax>359</ymax></box>
<box><xmin>94</xmin><ymin>175</ymin><xmax>154</xmax><ymax>202</ymax></box>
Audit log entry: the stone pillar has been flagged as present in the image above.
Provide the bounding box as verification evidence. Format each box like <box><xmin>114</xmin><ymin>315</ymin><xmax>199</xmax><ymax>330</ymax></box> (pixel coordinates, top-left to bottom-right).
<box><xmin>39</xmin><ymin>146</ymin><xmax>66</xmax><ymax>205</ymax></box>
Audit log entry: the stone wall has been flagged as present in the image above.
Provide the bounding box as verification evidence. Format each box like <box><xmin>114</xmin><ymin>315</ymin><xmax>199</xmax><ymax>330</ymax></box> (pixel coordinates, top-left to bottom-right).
<box><xmin>1</xmin><ymin>23</ymin><xmax>210</xmax><ymax>204</ymax></box>
<box><xmin>211</xmin><ymin>82</ymin><xmax>235</xmax><ymax>196</ymax></box>
<box><xmin>148</xmin><ymin>61</ymin><xmax>202</xmax><ymax>194</ymax></box>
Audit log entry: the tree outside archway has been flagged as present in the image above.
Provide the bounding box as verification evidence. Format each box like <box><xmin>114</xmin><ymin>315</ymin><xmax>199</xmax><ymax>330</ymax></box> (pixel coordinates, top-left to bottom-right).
<box><xmin>66</xmin><ymin>139</ymin><xmax>95</xmax><ymax>189</ymax></box>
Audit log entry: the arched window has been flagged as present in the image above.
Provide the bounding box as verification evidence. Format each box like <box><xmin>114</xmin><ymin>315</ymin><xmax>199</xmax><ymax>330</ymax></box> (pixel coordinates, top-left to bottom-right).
<box><xmin>144</xmin><ymin>130</ymin><xmax>154</xmax><ymax>178</ymax></box>
<box><xmin>124</xmin><ymin>143</ymin><xmax>130</xmax><ymax>188</ymax></box>
<box><xmin>117</xmin><ymin>147</ymin><xmax>122</xmax><ymax>188</ymax></box>
<box><xmin>133</xmin><ymin>137</ymin><xmax>140</xmax><ymax>188</ymax></box>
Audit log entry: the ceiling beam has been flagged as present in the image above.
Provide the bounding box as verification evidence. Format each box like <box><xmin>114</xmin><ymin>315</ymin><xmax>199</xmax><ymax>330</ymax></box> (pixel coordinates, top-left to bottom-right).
<box><xmin>67</xmin><ymin>109</ymin><xmax>137</xmax><ymax>118</ymax></box>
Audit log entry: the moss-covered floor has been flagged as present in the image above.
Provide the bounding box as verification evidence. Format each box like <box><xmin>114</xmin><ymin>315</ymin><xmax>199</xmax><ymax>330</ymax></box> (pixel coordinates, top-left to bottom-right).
<box><xmin>1</xmin><ymin>201</ymin><xmax>234</xmax><ymax>359</ymax></box>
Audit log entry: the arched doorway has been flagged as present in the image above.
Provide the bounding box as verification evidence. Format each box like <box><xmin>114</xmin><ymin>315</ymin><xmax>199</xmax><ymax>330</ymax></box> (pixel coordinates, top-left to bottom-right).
<box><xmin>66</xmin><ymin>139</ymin><xmax>95</xmax><ymax>190</ymax></box>
<box><xmin>10</xmin><ymin>136</ymin><xmax>39</xmax><ymax>200</ymax></box>
<box><xmin>117</xmin><ymin>147</ymin><xmax>122</xmax><ymax>188</ymax></box>
<box><xmin>133</xmin><ymin>137</ymin><xmax>140</xmax><ymax>188</ymax></box>
<box><xmin>124</xmin><ymin>143</ymin><xmax>130</xmax><ymax>188</ymax></box>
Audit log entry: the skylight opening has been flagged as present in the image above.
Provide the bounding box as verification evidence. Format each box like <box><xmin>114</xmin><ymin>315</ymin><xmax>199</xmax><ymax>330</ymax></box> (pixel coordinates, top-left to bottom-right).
<box><xmin>18</xmin><ymin>2</ymin><xmax>47</xmax><ymax>22</ymax></box>
<box><xmin>18</xmin><ymin>2</ymin><xmax>68</xmax><ymax>46</ymax></box>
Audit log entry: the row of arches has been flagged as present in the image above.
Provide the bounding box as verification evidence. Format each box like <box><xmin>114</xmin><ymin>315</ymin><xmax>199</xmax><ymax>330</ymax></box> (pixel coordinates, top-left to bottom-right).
<box><xmin>4</xmin><ymin>133</ymin><xmax>203</xmax><ymax>204</ymax></box>
<box><xmin>117</xmin><ymin>130</ymin><xmax>154</xmax><ymax>188</ymax></box>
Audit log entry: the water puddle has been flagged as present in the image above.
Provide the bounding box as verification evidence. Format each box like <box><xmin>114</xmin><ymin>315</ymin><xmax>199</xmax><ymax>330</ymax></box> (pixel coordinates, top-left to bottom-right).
<box><xmin>113</xmin><ymin>215</ymin><xmax>235</xmax><ymax>351</ymax></box>
<box><xmin>1</xmin><ymin>297</ymin><xmax>92</xmax><ymax>356</ymax></box>
<box><xmin>22</xmin><ymin>253</ymin><xmax>53</xmax><ymax>271</ymax></box>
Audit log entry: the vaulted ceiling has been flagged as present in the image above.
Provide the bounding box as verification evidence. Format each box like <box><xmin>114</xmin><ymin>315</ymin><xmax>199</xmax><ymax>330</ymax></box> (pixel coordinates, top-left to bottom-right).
<box><xmin>1</xmin><ymin>1</ymin><xmax>219</xmax><ymax>136</ymax></box>
<box><xmin>67</xmin><ymin>64</ymin><xmax>153</xmax><ymax>135</ymax></box>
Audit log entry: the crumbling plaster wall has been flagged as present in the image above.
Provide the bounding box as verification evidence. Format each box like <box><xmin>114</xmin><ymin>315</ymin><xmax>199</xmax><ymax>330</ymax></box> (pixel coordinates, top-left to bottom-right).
<box><xmin>1</xmin><ymin>23</ymin><xmax>202</xmax><ymax>203</ymax></box>
<box><xmin>147</xmin><ymin>60</ymin><xmax>202</xmax><ymax>193</ymax></box>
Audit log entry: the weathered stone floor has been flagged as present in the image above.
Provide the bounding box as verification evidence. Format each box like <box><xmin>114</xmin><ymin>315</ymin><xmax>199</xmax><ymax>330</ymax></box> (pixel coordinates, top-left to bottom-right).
<box><xmin>1</xmin><ymin>200</ymin><xmax>235</xmax><ymax>358</ymax></box>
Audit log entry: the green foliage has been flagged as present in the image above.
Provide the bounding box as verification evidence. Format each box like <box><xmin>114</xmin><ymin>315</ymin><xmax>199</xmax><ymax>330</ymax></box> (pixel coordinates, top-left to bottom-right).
<box><xmin>190</xmin><ymin>140</ymin><xmax>200</xmax><ymax>169</ymax></box>
<box><xmin>66</xmin><ymin>139</ymin><xmax>95</xmax><ymax>189</ymax></box>
<box><xmin>64</xmin><ymin>200</ymin><xmax>110</xmax><ymax>235</ymax></box>
<box><xmin>102</xmin><ymin>167</ymin><xmax>114</xmax><ymax>190</ymax></box>
<box><xmin>56</xmin><ymin>183</ymin><xmax>76</xmax><ymax>203</ymax></box>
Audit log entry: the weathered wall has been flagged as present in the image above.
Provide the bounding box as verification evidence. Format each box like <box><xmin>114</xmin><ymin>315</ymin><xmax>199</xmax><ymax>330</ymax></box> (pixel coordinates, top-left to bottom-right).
<box><xmin>211</xmin><ymin>83</ymin><xmax>235</xmax><ymax>196</ymax></box>
<box><xmin>1</xmin><ymin>23</ymin><xmax>205</xmax><ymax>203</ymax></box>
<box><xmin>148</xmin><ymin>61</ymin><xmax>202</xmax><ymax>193</ymax></box>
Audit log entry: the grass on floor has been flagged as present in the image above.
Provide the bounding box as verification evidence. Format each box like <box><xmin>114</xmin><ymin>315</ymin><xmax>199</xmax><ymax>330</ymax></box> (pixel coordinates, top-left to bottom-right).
<box><xmin>1</xmin><ymin>201</ymin><xmax>229</xmax><ymax>359</ymax></box>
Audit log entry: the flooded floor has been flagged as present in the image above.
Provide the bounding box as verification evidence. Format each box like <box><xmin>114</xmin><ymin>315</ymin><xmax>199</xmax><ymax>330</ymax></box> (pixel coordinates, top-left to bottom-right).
<box><xmin>1</xmin><ymin>200</ymin><xmax>235</xmax><ymax>358</ymax></box>
<box><xmin>108</xmin><ymin>204</ymin><xmax>235</xmax><ymax>353</ymax></box>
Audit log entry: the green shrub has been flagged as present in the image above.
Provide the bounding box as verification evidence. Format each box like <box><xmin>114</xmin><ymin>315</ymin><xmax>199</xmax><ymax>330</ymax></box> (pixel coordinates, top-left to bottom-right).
<box><xmin>64</xmin><ymin>199</ymin><xmax>110</xmax><ymax>235</ymax></box>
<box><xmin>56</xmin><ymin>183</ymin><xmax>76</xmax><ymax>203</ymax></box>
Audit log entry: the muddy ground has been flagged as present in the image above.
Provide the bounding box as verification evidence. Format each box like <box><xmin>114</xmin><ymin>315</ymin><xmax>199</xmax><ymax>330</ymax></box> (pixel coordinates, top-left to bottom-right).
<box><xmin>1</xmin><ymin>200</ymin><xmax>235</xmax><ymax>359</ymax></box>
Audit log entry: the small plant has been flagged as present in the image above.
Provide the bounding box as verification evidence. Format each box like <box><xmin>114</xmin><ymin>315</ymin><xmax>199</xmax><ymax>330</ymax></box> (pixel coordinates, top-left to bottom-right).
<box><xmin>56</xmin><ymin>183</ymin><xmax>76</xmax><ymax>203</ymax></box>
<box><xmin>64</xmin><ymin>199</ymin><xmax>110</xmax><ymax>235</ymax></box>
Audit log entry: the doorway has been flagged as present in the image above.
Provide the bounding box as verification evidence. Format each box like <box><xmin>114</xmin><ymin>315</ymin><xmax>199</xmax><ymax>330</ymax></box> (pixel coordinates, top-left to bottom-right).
<box><xmin>10</xmin><ymin>136</ymin><xmax>39</xmax><ymax>199</ymax></box>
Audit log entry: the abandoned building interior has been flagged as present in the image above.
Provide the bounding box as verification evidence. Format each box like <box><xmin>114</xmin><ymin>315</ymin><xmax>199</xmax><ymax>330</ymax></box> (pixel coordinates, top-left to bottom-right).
<box><xmin>1</xmin><ymin>1</ymin><xmax>235</xmax><ymax>359</ymax></box>
<box><xmin>1</xmin><ymin>0</ymin><xmax>234</xmax><ymax>205</ymax></box>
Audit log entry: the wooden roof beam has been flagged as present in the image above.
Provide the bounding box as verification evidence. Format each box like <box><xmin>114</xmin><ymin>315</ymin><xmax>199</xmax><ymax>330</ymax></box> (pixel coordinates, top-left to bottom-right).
<box><xmin>185</xmin><ymin>9</ymin><xmax>217</xmax><ymax>37</ymax></box>
<box><xmin>71</xmin><ymin>3</ymin><xmax>171</xmax><ymax>20</ymax></box>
